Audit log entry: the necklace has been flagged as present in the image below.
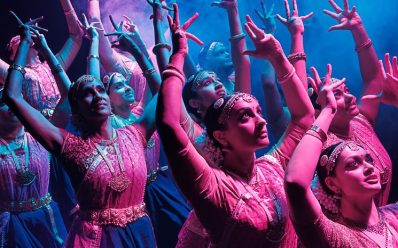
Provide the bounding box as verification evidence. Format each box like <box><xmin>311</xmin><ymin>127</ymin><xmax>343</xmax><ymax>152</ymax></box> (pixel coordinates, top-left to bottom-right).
<box><xmin>90</xmin><ymin>129</ymin><xmax>131</xmax><ymax>192</ymax></box>
<box><xmin>342</xmin><ymin>211</ymin><xmax>390</xmax><ymax>248</ymax></box>
<box><xmin>0</xmin><ymin>134</ymin><xmax>36</xmax><ymax>186</ymax></box>
<box><xmin>224</xmin><ymin>166</ymin><xmax>286</xmax><ymax>242</ymax></box>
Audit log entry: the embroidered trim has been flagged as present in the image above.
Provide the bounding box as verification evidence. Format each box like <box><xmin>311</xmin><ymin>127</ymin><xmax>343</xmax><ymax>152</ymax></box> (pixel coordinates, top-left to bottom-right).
<box><xmin>0</xmin><ymin>193</ymin><xmax>52</xmax><ymax>212</ymax></box>
<box><xmin>79</xmin><ymin>203</ymin><xmax>147</xmax><ymax>227</ymax></box>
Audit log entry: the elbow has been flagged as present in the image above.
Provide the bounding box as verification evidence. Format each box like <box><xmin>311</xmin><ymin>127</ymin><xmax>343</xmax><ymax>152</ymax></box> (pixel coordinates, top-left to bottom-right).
<box><xmin>284</xmin><ymin>174</ymin><xmax>307</xmax><ymax>198</ymax></box>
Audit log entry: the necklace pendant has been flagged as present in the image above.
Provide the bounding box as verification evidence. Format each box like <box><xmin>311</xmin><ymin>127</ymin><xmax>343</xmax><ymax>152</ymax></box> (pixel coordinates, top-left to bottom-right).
<box><xmin>17</xmin><ymin>170</ymin><xmax>36</xmax><ymax>186</ymax></box>
<box><xmin>108</xmin><ymin>173</ymin><xmax>131</xmax><ymax>192</ymax></box>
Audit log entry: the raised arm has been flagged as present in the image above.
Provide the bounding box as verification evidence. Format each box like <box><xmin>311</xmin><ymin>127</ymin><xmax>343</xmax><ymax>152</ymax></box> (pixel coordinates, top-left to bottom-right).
<box><xmin>255</xmin><ymin>1</ymin><xmax>289</xmax><ymax>140</ymax></box>
<box><xmin>212</xmin><ymin>0</ymin><xmax>251</xmax><ymax>93</ymax></box>
<box><xmin>323</xmin><ymin>0</ymin><xmax>381</xmax><ymax>124</ymax></box>
<box><xmin>148</xmin><ymin>0</ymin><xmax>172</xmax><ymax>73</ymax></box>
<box><xmin>156</xmin><ymin>4</ymin><xmax>211</xmax><ymax>194</ymax></box>
<box><xmin>261</xmin><ymin>60</ymin><xmax>289</xmax><ymax>140</ymax></box>
<box><xmin>244</xmin><ymin>15</ymin><xmax>314</xmax><ymax>128</ymax></box>
<box><xmin>284</xmin><ymin>64</ymin><xmax>342</xmax><ymax>224</ymax></box>
<box><xmin>56</xmin><ymin>0</ymin><xmax>84</xmax><ymax>70</ymax></box>
<box><xmin>276</xmin><ymin>0</ymin><xmax>313</xmax><ymax>88</ymax></box>
<box><xmin>80</xmin><ymin>14</ymin><xmax>102</xmax><ymax>79</ymax></box>
<box><xmin>4</xmin><ymin>14</ymin><xmax>66</xmax><ymax>154</ymax></box>
<box><xmin>31</xmin><ymin>29</ymin><xmax>72</xmax><ymax>128</ymax></box>
<box><xmin>362</xmin><ymin>53</ymin><xmax>398</xmax><ymax>108</ymax></box>
<box><xmin>106</xmin><ymin>17</ymin><xmax>161</xmax><ymax>95</ymax></box>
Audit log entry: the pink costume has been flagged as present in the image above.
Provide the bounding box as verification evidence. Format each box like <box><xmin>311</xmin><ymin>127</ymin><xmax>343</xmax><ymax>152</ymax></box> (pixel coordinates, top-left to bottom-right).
<box><xmin>295</xmin><ymin>204</ymin><xmax>398</xmax><ymax>247</ymax></box>
<box><xmin>324</xmin><ymin>114</ymin><xmax>392</xmax><ymax>206</ymax></box>
<box><xmin>60</xmin><ymin>126</ymin><xmax>150</xmax><ymax>247</ymax></box>
<box><xmin>0</xmin><ymin>132</ymin><xmax>65</xmax><ymax>246</ymax></box>
<box><xmin>173</xmin><ymin>124</ymin><xmax>306</xmax><ymax>247</ymax></box>
<box><xmin>23</xmin><ymin>62</ymin><xmax>60</xmax><ymax>118</ymax></box>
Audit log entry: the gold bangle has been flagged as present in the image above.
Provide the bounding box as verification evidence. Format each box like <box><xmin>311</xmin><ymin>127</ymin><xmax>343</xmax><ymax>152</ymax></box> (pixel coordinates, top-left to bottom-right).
<box><xmin>287</xmin><ymin>52</ymin><xmax>307</xmax><ymax>63</ymax></box>
<box><xmin>143</xmin><ymin>68</ymin><xmax>157</xmax><ymax>77</ymax></box>
<box><xmin>308</xmin><ymin>124</ymin><xmax>327</xmax><ymax>143</ymax></box>
<box><xmin>229</xmin><ymin>33</ymin><xmax>246</xmax><ymax>42</ymax></box>
<box><xmin>355</xmin><ymin>39</ymin><xmax>372</xmax><ymax>53</ymax></box>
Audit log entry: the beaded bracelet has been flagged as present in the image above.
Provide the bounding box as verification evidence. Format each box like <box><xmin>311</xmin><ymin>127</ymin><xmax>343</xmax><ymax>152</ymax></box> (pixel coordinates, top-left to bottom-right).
<box><xmin>152</xmin><ymin>43</ymin><xmax>171</xmax><ymax>54</ymax></box>
<box><xmin>355</xmin><ymin>39</ymin><xmax>372</xmax><ymax>53</ymax></box>
<box><xmin>8</xmin><ymin>64</ymin><xmax>26</xmax><ymax>77</ymax></box>
<box><xmin>287</xmin><ymin>52</ymin><xmax>307</xmax><ymax>64</ymax></box>
<box><xmin>87</xmin><ymin>54</ymin><xmax>100</xmax><ymax>60</ymax></box>
<box><xmin>277</xmin><ymin>66</ymin><xmax>296</xmax><ymax>84</ymax></box>
<box><xmin>229</xmin><ymin>33</ymin><xmax>246</xmax><ymax>42</ymax></box>
<box><xmin>162</xmin><ymin>69</ymin><xmax>185</xmax><ymax>84</ymax></box>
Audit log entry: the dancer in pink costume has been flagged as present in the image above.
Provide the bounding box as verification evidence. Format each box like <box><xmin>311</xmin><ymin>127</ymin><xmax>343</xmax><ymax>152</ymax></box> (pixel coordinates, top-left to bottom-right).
<box><xmin>157</xmin><ymin>4</ymin><xmax>314</xmax><ymax>247</ymax></box>
<box><xmin>285</xmin><ymin>63</ymin><xmax>398</xmax><ymax>247</ymax></box>
<box><xmin>0</xmin><ymin>0</ymin><xmax>82</xmax><ymax>118</ymax></box>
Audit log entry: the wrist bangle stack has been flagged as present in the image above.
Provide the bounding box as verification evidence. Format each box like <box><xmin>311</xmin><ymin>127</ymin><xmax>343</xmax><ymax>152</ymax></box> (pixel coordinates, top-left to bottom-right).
<box><xmin>87</xmin><ymin>54</ymin><xmax>100</xmax><ymax>60</ymax></box>
<box><xmin>152</xmin><ymin>43</ymin><xmax>171</xmax><ymax>54</ymax></box>
<box><xmin>355</xmin><ymin>39</ymin><xmax>372</xmax><ymax>53</ymax></box>
<box><xmin>277</xmin><ymin>66</ymin><xmax>296</xmax><ymax>84</ymax></box>
<box><xmin>306</xmin><ymin>124</ymin><xmax>328</xmax><ymax>143</ymax></box>
<box><xmin>162</xmin><ymin>68</ymin><xmax>185</xmax><ymax>84</ymax></box>
<box><xmin>229</xmin><ymin>33</ymin><xmax>246</xmax><ymax>42</ymax></box>
<box><xmin>287</xmin><ymin>52</ymin><xmax>307</xmax><ymax>64</ymax></box>
<box><xmin>51</xmin><ymin>64</ymin><xmax>64</xmax><ymax>74</ymax></box>
<box><xmin>143</xmin><ymin>67</ymin><xmax>157</xmax><ymax>77</ymax></box>
<box><xmin>8</xmin><ymin>64</ymin><xmax>26</xmax><ymax>77</ymax></box>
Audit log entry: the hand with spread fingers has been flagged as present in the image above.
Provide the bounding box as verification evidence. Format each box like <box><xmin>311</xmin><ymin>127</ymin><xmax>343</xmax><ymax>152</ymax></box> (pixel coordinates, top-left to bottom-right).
<box><xmin>105</xmin><ymin>16</ymin><xmax>142</xmax><ymax>55</ymax></box>
<box><xmin>211</xmin><ymin>0</ymin><xmax>237</xmax><ymax>10</ymax></box>
<box><xmin>362</xmin><ymin>53</ymin><xmax>398</xmax><ymax>107</ymax></box>
<box><xmin>79</xmin><ymin>13</ymin><xmax>103</xmax><ymax>40</ymax></box>
<box><xmin>147</xmin><ymin>0</ymin><xmax>174</xmax><ymax>12</ymax></box>
<box><xmin>276</xmin><ymin>0</ymin><xmax>313</xmax><ymax>35</ymax></box>
<box><xmin>308</xmin><ymin>64</ymin><xmax>346</xmax><ymax>112</ymax></box>
<box><xmin>242</xmin><ymin>15</ymin><xmax>283</xmax><ymax>60</ymax></box>
<box><xmin>254</xmin><ymin>0</ymin><xmax>276</xmax><ymax>35</ymax></box>
<box><xmin>10</xmin><ymin>11</ymin><xmax>48</xmax><ymax>46</ymax></box>
<box><xmin>323</xmin><ymin>0</ymin><xmax>362</xmax><ymax>32</ymax></box>
<box><xmin>167</xmin><ymin>3</ymin><xmax>203</xmax><ymax>56</ymax></box>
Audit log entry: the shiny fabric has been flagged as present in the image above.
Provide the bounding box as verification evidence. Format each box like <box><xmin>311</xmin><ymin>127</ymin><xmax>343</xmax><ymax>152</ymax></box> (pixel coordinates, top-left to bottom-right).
<box><xmin>60</xmin><ymin>126</ymin><xmax>154</xmax><ymax>247</ymax></box>
<box><xmin>294</xmin><ymin>204</ymin><xmax>398</xmax><ymax>247</ymax></box>
<box><xmin>324</xmin><ymin>114</ymin><xmax>392</xmax><ymax>206</ymax></box>
<box><xmin>0</xmin><ymin>133</ymin><xmax>66</xmax><ymax>247</ymax></box>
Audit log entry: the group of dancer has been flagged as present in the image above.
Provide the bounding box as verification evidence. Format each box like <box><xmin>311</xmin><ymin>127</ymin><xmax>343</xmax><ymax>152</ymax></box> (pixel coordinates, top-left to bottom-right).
<box><xmin>1</xmin><ymin>0</ymin><xmax>398</xmax><ymax>247</ymax></box>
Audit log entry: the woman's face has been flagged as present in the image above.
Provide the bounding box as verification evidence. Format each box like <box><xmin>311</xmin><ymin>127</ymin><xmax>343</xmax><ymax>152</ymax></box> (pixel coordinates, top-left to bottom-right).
<box><xmin>108</xmin><ymin>74</ymin><xmax>135</xmax><ymax>108</ymax></box>
<box><xmin>331</xmin><ymin>83</ymin><xmax>360</xmax><ymax>123</ymax></box>
<box><xmin>326</xmin><ymin>144</ymin><xmax>381</xmax><ymax>200</ymax></box>
<box><xmin>205</xmin><ymin>43</ymin><xmax>233</xmax><ymax>73</ymax></box>
<box><xmin>220</xmin><ymin>98</ymin><xmax>269</xmax><ymax>152</ymax></box>
<box><xmin>76</xmin><ymin>79</ymin><xmax>111</xmax><ymax>121</ymax></box>
<box><xmin>190</xmin><ymin>72</ymin><xmax>226</xmax><ymax>117</ymax></box>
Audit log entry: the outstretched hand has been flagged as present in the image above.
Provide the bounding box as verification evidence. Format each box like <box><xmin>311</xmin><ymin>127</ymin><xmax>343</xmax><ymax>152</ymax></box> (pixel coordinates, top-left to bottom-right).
<box><xmin>254</xmin><ymin>0</ymin><xmax>276</xmax><ymax>35</ymax></box>
<box><xmin>167</xmin><ymin>3</ymin><xmax>203</xmax><ymax>56</ymax></box>
<box><xmin>146</xmin><ymin>0</ymin><xmax>174</xmax><ymax>11</ymax></box>
<box><xmin>105</xmin><ymin>15</ymin><xmax>142</xmax><ymax>55</ymax></box>
<box><xmin>242</xmin><ymin>15</ymin><xmax>283</xmax><ymax>60</ymax></box>
<box><xmin>308</xmin><ymin>64</ymin><xmax>346</xmax><ymax>112</ymax></box>
<box><xmin>276</xmin><ymin>0</ymin><xmax>313</xmax><ymax>35</ymax></box>
<box><xmin>79</xmin><ymin>13</ymin><xmax>103</xmax><ymax>40</ymax></box>
<box><xmin>10</xmin><ymin>11</ymin><xmax>48</xmax><ymax>46</ymax></box>
<box><xmin>362</xmin><ymin>53</ymin><xmax>398</xmax><ymax>108</ymax></box>
<box><xmin>323</xmin><ymin>0</ymin><xmax>362</xmax><ymax>32</ymax></box>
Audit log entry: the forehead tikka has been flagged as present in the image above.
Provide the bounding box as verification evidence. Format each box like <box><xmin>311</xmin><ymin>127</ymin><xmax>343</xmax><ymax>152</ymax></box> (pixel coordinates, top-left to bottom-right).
<box><xmin>217</xmin><ymin>93</ymin><xmax>254</xmax><ymax>125</ymax></box>
<box><xmin>320</xmin><ymin>141</ymin><xmax>363</xmax><ymax>176</ymax></box>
